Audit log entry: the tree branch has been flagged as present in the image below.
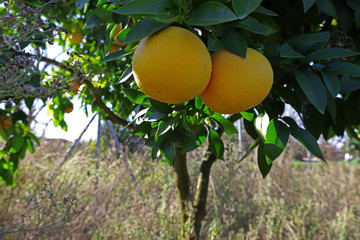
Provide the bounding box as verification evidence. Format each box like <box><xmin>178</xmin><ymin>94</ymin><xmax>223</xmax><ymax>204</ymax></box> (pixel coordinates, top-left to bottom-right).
<box><xmin>192</xmin><ymin>113</ymin><xmax>242</xmax><ymax>239</ymax></box>
<box><xmin>16</xmin><ymin>51</ymin><xmax>132</xmax><ymax>128</ymax></box>
<box><xmin>83</xmin><ymin>79</ymin><xmax>132</xmax><ymax>129</ymax></box>
<box><xmin>18</xmin><ymin>51</ymin><xmax>71</xmax><ymax>73</ymax></box>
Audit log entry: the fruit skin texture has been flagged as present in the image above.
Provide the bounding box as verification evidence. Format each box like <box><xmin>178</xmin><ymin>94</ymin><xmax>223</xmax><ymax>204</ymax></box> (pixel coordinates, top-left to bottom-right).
<box><xmin>132</xmin><ymin>26</ymin><xmax>212</xmax><ymax>104</ymax></box>
<box><xmin>200</xmin><ymin>48</ymin><xmax>273</xmax><ymax>114</ymax></box>
<box><xmin>64</xmin><ymin>106</ymin><xmax>74</xmax><ymax>113</ymax></box>
<box><xmin>0</xmin><ymin>115</ymin><xmax>12</xmax><ymax>130</ymax></box>
<box><xmin>71</xmin><ymin>32</ymin><xmax>83</xmax><ymax>44</ymax></box>
<box><xmin>70</xmin><ymin>81</ymin><xmax>82</xmax><ymax>94</ymax></box>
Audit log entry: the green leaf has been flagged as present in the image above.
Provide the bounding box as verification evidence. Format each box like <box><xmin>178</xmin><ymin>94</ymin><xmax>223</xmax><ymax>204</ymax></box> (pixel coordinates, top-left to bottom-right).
<box><xmin>208</xmin><ymin>129</ymin><xmax>224</xmax><ymax>160</ymax></box>
<box><xmin>76</xmin><ymin>0</ymin><xmax>90</xmax><ymax>9</ymax></box>
<box><xmin>144</xmin><ymin>107</ymin><xmax>166</xmax><ymax>122</ymax></box>
<box><xmin>258</xmin><ymin>144</ymin><xmax>272</xmax><ymax>178</ymax></box>
<box><xmin>194</xmin><ymin>124</ymin><xmax>208</xmax><ymax>146</ymax></box>
<box><xmin>326</xmin><ymin>91</ymin><xmax>337</xmax><ymax>122</ymax></box>
<box><xmin>264</xmin><ymin>120</ymin><xmax>290</xmax><ymax>163</ymax></box>
<box><xmin>295</xmin><ymin>70</ymin><xmax>327</xmax><ymax>114</ymax></box>
<box><xmin>207</xmin><ymin>34</ymin><xmax>224</xmax><ymax>52</ymax></box>
<box><xmin>253</xmin><ymin>14</ymin><xmax>278</xmax><ymax>36</ymax></box>
<box><xmin>93</xmin><ymin>7</ymin><xmax>113</xmax><ymax>23</ymax></box>
<box><xmin>244</xmin><ymin>117</ymin><xmax>258</xmax><ymax>140</ymax></box>
<box><xmin>283</xmin><ymin>117</ymin><xmax>325</xmax><ymax>161</ymax></box>
<box><xmin>232</xmin><ymin>0</ymin><xmax>262</xmax><ymax>20</ymax></box>
<box><xmin>306</xmin><ymin>48</ymin><xmax>360</xmax><ymax>62</ymax></box>
<box><xmin>26</xmin><ymin>138</ymin><xmax>35</xmax><ymax>154</ymax></box>
<box><xmin>355</xmin><ymin>8</ymin><xmax>360</xmax><ymax>28</ymax></box>
<box><xmin>9</xmin><ymin>134</ymin><xmax>25</xmax><ymax>152</ymax></box>
<box><xmin>149</xmin><ymin>98</ymin><xmax>172</xmax><ymax>114</ymax></box>
<box><xmin>320</xmin><ymin>72</ymin><xmax>341</xmax><ymax>98</ymax></box>
<box><xmin>122</xmin><ymin>89</ymin><xmax>147</xmax><ymax>104</ymax></box>
<box><xmin>124</xmin><ymin>17</ymin><xmax>169</xmax><ymax>43</ymax></box>
<box><xmin>116</xmin><ymin>27</ymin><xmax>131</xmax><ymax>43</ymax></box>
<box><xmin>181</xmin><ymin>134</ymin><xmax>201</xmax><ymax>153</ymax></box>
<box><xmin>346</xmin><ymin>0</ymin><xmax>360</xmax><ymax>9</ymax></box>
<box><xmin>241</xmin><ymin>111</ymin><xmax>255</xmax><ymax>121</ymax></box>
<box><xmin>194</xmin><ymin>96</ymin><xmax>203</xmax><ymax>110</ymax></box>
<box><xmin>337</xmin><ymin>6</ymin><xmax>354</xmax><ymax>31</ymax></box>
<box><xmin>0</xmin><ymin>8</ymin><xmax>7</xmax><ymax>17</ymax></box>
<box><xmin>237</xmin><ymin>137</ymin><xmax>261</xmax><ymax>163</ymax></box>
<box><xmin>27</xmin><ymin>132</ymin><xmax>40</xmax><ymax>146</ymax></box>
<box><xmin>316</xmin><ymin>0</ymin><xmax>337</xmax><ymax>18</ymax></box>
<box><xmin>187</xmin><ymin>1</ymin><xmax>238</xmax><ymax>26</ymax></box>
<box><xmin>303</xmin><ymin>0</ymin><xmax>316</xmax><ymax>13</ymax></box>
<box><xmin>253</xmin><ymin>5</ymin><xmax>278</xmax><ymax>16</ymax></box>
<box><xmin>117</xmin><ymin>67</ymin><xmax>133</xmax><ymax>84</ymax></box>
<box><xmin>340</xmin><ymin>75</ymin><xmax>360</xmax><ymax>93</ymax></box>
<box><xmin>113</xmin><ymin>0</ymin><xmax>166</xmax><ymax>15</ymax></box>
<box><xmin>84</xmin><ymin>14</ymin><xmax>104</xmax><ymax>29</ymax></box>
<box><xmin>222</xmin><ymin>29</ymin><xmax>247</xmax><ymax>58</ymax></box>
<box><xmin>254</xmin><ymin>113</ymin><xmax>270</xmax><ymax>142</ymax></box>
<box><xmin>323</xmin><ymin>62</ymin><xmax>360</xmax><ymax>77</ymax></box>
<box><xmin>157</xmin><ymin>11</ymin><xmax>181</xmax><ymax>23</ymax></box>
<box><xmin>133</xmin><ymin>121</ymin><xmax>151</xmax><ymax>136</ymax></box>
<box><xmin>233</xmin><ymin>16</ymin><xmax>265</xmax><ymax>34</ymax></box>
<box><xmin>210</xmin><ymin>115</ymin><xmax>238</xmax><ymax>135</ymax></box>
<box><xmin>280</xmin><ymin>43</ymin><xmax>305</xmax><ymax>58</ymax></box>
<box><xmin>151</xmin><ymin>146</ymin><xmax>160</xmax><ymax>160</ymax></box>
<box><xmin>182</xmin><ymin>115</ymin><xmax>198</xmax><ymax>135</ymax></box>
<box><xmin>288</xmin><ymin>32</ymin><xmax>330</xmax><ymax>55</ymax></box>
<box><xmin>0</xmin><ymin>158</ymin><xmax>15</xmax><ymax>186</ymax></box>
<box><xmin>101</xmin><ymin>50</ymin><xmax>131</xmax><ymax>62</ymax></box>
<box><xmin>155</xmin><ymin>118</ymin><xmax>177</xmax><ymax>142</ymax></box>
<box><xmin>97</xmin><ymin>0</ymin><xmax>108</xmax><ymax>7</ymax></box>
<box><xmin>159</xmin><ymin>142</ymin><xmax>175</xmax><ymax>165</ymax></box>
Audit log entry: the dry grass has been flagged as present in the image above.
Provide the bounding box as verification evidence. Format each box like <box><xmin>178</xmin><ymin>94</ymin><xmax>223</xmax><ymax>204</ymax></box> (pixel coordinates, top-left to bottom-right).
<box><xmin>0</xmin><ymin>137</ymin><xmax>359</xmax><ymax>240</ymax></box>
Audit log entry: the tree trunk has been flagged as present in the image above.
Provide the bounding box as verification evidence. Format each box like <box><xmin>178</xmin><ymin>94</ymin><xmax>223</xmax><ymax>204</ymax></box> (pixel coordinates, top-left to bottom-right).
<box><xmin>173</xmin><ymin>147</ymin><xmax>192</xmax><ymax>240</ymax></box>
<box><xmin>173</xmin><ymin>114</ymin><xmax>240</xmax><ymax>239</ymax></box>
<box><xmin>191</xmin><ymin>148</ymin><xmax>216</xmax><ymax>239</ymax></box>
<box><xmin>174</xmin><ymin>146</ymin><xmax>217</xmax><ymax>240</ymax></box>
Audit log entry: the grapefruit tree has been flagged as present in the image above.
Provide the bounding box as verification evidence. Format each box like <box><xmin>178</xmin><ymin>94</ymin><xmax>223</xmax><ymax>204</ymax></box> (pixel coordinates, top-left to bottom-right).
<box><xmin>1</xmin><ymin>0</ymin><xmax>360</xmax><ymax>239</ymax></box>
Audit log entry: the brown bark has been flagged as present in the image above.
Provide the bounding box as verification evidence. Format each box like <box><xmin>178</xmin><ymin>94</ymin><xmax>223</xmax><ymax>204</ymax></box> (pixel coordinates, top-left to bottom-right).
<box><xmin>173</xmin><ymin>147</ymin><xmax>192</xmax><ymax>239</ymax></box>
<box><xmin>190</xmin><ymin>114</ymin><xmax>241</xmax><ymax>239</ymax></box>
<box><xmin>191</xmin><ymin>148</ymin><xmax>217</xmax><ymax>239</ymax></box>
<box><xmin>83</xmin><ymin>80</ymin><xmax>131</xmax><ymax>128</ymax></box>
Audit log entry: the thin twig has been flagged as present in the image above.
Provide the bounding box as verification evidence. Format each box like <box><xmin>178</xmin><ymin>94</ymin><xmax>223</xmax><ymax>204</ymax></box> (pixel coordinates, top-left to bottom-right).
<box><xmin>0</xmin><ymin>218</ymin><xmax>66</xmax><ymax>236</ymax></box>
<box><xmin>105</xmin><ymin>120</ymin><xmax>143</xmax><ymax>198</ymax></box>
<box><xmin>48</xmin><ymin>114</ymin><xmax>97</xmax><ymax>180</ymax></box>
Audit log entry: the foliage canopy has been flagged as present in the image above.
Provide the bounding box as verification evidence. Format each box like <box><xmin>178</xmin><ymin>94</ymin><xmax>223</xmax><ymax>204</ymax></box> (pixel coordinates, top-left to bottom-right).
<box><xmin>0</xmin><ymin>0</ymin><xmax>360</xmax><ymax>184</ymax></box>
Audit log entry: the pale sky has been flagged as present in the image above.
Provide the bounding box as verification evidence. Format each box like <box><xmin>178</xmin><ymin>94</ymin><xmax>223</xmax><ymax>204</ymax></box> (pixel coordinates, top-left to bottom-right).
<box><xmin>31</xmin><ymin>41</ymin><xmax>98</xmax><ymax>142</ymax></box>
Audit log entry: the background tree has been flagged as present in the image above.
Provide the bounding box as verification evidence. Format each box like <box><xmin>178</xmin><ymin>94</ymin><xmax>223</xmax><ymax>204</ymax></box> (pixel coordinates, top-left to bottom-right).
<box><xmin>1</xmin><ymin>0</ymin><xmax>360</xmax><ymax>239</ymax></box>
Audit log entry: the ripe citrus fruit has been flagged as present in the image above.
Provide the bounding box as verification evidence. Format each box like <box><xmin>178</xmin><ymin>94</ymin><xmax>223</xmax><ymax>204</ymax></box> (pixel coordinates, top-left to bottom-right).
<box><xmin>64</xmin><ymin>106</ymin><xmax>74</xmax><ymax>113</ymax></box>
<box><xmin>71</xmin><ymin>32</ymin><xmax>83</xmax><ymax>44</ymax></box>
<box><xmin>132</xmin><ymin>26</ymin><xmax>212</xmax><ymax>104</ymax></box>
<box><xmin>0</xmin><ymin>115</ymin><xmax>12</xmax><ymax>130</ymax></box>
<box><xmin>200</xmin><ymin>48</ymin><xmax>273</xmax><ymax>114</ymax></box>
<box><xmin>70</xmin><ymin>81</ymin><xmax>82</xmax><ymax>94</ymax></box>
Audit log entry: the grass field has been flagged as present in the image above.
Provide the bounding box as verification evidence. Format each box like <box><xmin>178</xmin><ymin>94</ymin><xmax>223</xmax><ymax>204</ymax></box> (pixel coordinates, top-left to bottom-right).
<box><xmin>0</xmin><ymin>138</ymin><xmax>359</xmax><ymax>239</ymax></box>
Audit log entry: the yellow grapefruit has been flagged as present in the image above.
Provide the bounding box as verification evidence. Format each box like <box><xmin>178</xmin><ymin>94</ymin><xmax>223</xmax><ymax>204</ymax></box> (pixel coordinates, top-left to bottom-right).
<box><xmin>64</xmin><ymin>106</ymin><xmax>74</xmax><ymax>113</ymax></box>
<box><xmin>132</xmin><ymin>26</ymin><xmax>212</xmax><ymax>104</ymax></box>
<box><xmin>200</xmin><ymin>48</ymin><xmax>273</xmax><ymax>114</ymax></box>
<box><xmin>70</xmin><ymin>81</ymin><xmax>82</xmax><ymax>94</ymax></box>
<box><xmin>70</xmin><ymin>32</ymin><xmax>83</xmax><ymax>44</ymax></box>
